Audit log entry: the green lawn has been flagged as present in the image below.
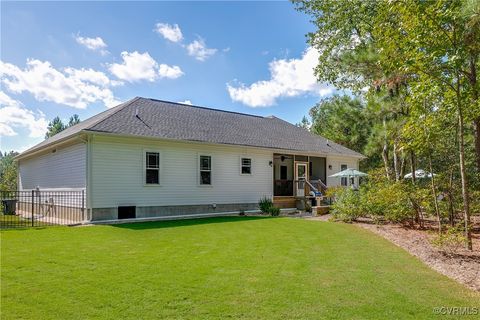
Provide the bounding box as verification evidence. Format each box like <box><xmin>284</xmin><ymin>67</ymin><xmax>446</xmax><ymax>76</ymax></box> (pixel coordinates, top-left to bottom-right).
<box><xmin>1</xmin><ymin>217</ymin><xmax>478</xmax><ymax>319</ymax></box>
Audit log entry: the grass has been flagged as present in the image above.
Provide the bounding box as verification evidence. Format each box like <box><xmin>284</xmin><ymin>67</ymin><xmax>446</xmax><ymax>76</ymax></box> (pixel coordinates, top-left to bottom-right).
<box><xmin>1</xmin><ymin>217</ymin><xmax>478</xmax><ymax>319</ymax></box>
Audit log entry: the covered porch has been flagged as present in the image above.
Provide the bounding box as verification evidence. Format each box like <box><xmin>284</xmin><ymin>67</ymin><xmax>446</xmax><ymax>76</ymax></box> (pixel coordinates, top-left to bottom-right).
<box><xmin>272</xmin><ymin>153</ymin><xmax>328</xmax><ymax>209</ymax></box>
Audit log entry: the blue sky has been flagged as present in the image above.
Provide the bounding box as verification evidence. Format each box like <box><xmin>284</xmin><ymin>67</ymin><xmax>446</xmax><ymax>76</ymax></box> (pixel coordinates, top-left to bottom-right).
<box><xmin>1</xmin><ymin>1</ymin><xmax>336</xmax><ymax>152</ymax></box>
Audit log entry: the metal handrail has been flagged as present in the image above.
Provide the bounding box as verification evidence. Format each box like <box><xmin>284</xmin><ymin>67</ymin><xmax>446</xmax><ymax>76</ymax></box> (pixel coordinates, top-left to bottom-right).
<box><xmin>305</xmin><ymin>180</ymin><xmax>319</xmax><ymax>193</ymax></box>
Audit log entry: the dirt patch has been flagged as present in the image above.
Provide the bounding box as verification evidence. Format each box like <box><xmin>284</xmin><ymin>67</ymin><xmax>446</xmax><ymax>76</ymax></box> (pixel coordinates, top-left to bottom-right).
<box><xmin>306</xmin><ymin>215</ymin><xmax>480</xmax><ymax>291</ymax></box>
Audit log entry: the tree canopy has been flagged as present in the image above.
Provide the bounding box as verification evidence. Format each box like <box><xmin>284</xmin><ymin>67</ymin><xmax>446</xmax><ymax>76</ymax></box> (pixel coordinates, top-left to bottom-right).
<box><xmin>45</xmin><ymin>114</ymin><xmax>81</xmax><ymax>139</ymax></box>
<box><xmin>295</xmin><ymin>0</ymin><xmax>480</xmax><ymax>249</ymax></box>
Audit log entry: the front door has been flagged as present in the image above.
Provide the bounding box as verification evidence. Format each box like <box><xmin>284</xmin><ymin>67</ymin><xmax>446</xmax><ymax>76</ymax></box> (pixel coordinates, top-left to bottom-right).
<box><xmin>295</xmin><ymin>162</ymin><xmax>308</xmax><ymax>197</ymax></box>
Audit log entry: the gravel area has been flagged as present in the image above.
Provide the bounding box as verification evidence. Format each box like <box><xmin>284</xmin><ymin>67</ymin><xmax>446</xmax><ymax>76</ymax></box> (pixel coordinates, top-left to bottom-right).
<box><xmin>306</xmin><ymin>215</ymin><xmax>480</xmax><ymax>291</ymax></box>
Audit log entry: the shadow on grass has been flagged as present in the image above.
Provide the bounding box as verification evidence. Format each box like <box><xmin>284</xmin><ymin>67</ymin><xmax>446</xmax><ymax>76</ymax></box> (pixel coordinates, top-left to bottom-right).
<box><xmin>0</xmin><ymin>226</ymin><xmax>51</xmax><ymax>232</ymax></box>
<box><xmin>111</xmin><ymin>215</ymin><xmax>275</xmax><ymax>230</ymax></box>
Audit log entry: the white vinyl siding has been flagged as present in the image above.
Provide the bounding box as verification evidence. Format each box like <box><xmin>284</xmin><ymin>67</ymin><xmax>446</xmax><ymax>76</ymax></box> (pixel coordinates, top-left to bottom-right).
<box><xmin>326</xmin><ymin>156</ymin><xmax>359</xmax><ymax>187</ymax></box>
<box><xmin>90</xmin><ymin>136</ymin><xmax>273</xmax><ymax>208</ymax></box>
<box><xmin>18</xmin><ymin>142</ymin><xmax>86</xmax><ymax>190</ymax></box>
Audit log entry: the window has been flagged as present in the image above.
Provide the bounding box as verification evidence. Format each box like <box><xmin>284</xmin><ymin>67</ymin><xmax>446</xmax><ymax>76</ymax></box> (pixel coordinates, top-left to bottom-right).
<box><xmin>341</xmin><ymin>164</ymin><xmax>348</xmax><ymax>186</ymax></box>
<box><xmin>295</xmin><ymin>155</ymin><xmax>308</xmax><ymax>162</ymax></box>
<box><xmin>280</xmin><ymin>165</ymin><xmax>288</xmax><ymax>180</ymax></box>
<box><xmin>241</xmin><ymin>158</ymin><xmax>252</xmax><ymax>174</ymax></box>
<box><xmin>199</xmin><ymin>155</ymin><xmax>211</xmax><ymax>185</ymax></box>
<box><xmin>145</xmin><ymin>152</ymin><xmax>159</xmax><ymax>184</ymax></box>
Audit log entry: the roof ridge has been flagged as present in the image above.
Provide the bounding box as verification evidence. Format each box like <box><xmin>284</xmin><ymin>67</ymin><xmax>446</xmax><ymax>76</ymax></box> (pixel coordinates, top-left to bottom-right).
<box><xmin>147</xmin><ymin>98</ymin><xmax>265</xmax><ymax>119</ymax></box>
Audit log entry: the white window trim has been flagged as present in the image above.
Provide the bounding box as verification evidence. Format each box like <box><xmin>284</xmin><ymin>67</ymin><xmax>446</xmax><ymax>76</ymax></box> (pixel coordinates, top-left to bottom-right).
<box><xmin>340</xmin><ymin>164</ymin><xmax>348</xmax><ymax>186</ymax></box>
<box><xmin>198</xmin><ymin>153</ymin><xmax>213</xmax><ymax>187</ymax></box>
<box><xmin>143</xmin><ymin>149</ymin><xmax>162</xmax><ymax>187</ymax></box>
<box><xmin>239</xmin><ymin>156</ymin><xmax>253</xmax><ymax>176</ymax></box>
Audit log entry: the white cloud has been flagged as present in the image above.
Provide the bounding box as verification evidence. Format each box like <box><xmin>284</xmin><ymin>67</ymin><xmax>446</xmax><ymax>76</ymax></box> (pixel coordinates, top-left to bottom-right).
<box><xmin>178</xmin><ymin>100</ymin><xmax>192</xmax><ymax>105</ymax></box>
<box><xmin>109</xmin><ymin>51</ymin><xmax>184</xmax><ymax>82</ymax></box>
<box><xmin>0</xmin><ymin>59</ymin><xmax>120</xmax><ymax>109</ymax></box>
<box><xmin>109</xmin><ymin>51</ymin><xmax>157</xmax><ymax>82</ymax></box>
<box><xmin>75</xmin><ymin>36</ymin><xmax>108</xmax><ymax>55</ymax></box>
<box><xmin>153</xmin><ymin>22</ymin><xmax>219</xmax><ymax>62</ymax></box>
<box><xmin>154</xmin><ymin>23</ymin><xmax>183</xmax><ymax>43</ymax></box>
<box><xmin>0</xmin><ymin>91</ymin><xmax>48</xmax><ymax>138</ymax></box>
<box><xmin>158</xmin><ymin>64</ymin><xmax>184</xmax><ymax>79</ymax></box>
<box><xmin>64</xmin><ymin>67</ymin><xmax>122</xmax><ymax>87</ymax></box>
<box><xmin>227</xmin><ymin>47</ymin><xmax>333</xmax><ymax>107</ymax></box>
<box><xmin>186</xmin><ymin>38</ymin><xmax>217</xmax><ymax>61</ymax></box>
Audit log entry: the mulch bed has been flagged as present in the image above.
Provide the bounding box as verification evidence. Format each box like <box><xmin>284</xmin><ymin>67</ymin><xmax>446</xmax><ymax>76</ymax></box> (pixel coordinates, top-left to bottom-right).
<box><xmin>307</xmin><ymin>215</ymin><xmax>480</xmax><ymax>291</ymax></box>
<box><xmin>356</xmin><ymin>218</ymin><xmax>480</xmax><ymax>291</ymax></box>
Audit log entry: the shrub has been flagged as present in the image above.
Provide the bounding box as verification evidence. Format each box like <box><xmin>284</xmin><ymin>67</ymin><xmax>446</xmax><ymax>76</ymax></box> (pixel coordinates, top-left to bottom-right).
<box><xmin>268</xmin><ymin>206</ymin><xmax>281</xmax><ymax>216</ymax></box>
<box><xmin>258</xmin><ymin>196</ymin><xmax>273</xmax><ymax>214</ymax></box>
<box><xmin>430</xmin><ymin>224</ymin><xmax>466</xmax><ymax>255</ymax></box>
<box><xmin>330</xmin><ymin>187</ymin><xmax>363</xmax><ymax>222</ymax></box>
<box><xmin>368</xmin><ymin>182</ymin><xmax>413</xmax><ymax>223</ymax></box>
<box><xmin>329</xmin><ymin>175</ymin><xmax>417</xmax><ymax>224</ymax></box>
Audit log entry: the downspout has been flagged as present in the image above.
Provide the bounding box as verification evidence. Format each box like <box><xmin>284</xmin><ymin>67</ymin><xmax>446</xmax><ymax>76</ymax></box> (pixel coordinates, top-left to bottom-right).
<box><xmin>86</xmin><ymin>134</ymin><xmax>93</xmax><ymax>221</ymax></box>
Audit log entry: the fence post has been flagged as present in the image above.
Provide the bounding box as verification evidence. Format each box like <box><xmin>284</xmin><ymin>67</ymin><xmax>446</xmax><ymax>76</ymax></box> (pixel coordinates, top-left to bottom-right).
<box><xmin>31</xmin><ymin>190</ymin><xmax>34</xmax><ymax>227</ymax></box>
<box><xmin>81</xmin><ymin>190</ymin><xmax>85</xmax><ymax>222</ymax></box>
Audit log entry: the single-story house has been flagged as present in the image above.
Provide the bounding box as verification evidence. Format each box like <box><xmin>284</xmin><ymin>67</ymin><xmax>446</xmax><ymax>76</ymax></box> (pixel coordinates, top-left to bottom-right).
<box><xmin>16</xmin><ymin>97</ymin><xmax>364</xmax><ymax>221</ymax></box>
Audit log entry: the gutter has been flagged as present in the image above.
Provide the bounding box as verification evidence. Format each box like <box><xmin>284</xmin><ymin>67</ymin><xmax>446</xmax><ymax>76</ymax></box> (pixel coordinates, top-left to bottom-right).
<box><xmin>82</xmin><ymin>130</ymin><xmax>366</xmax><ymax>159</ymax></box>
<box><xmin>14</xmin><ymin>134</ymin><xmax>86</xmax><ymax>161</ymax></box>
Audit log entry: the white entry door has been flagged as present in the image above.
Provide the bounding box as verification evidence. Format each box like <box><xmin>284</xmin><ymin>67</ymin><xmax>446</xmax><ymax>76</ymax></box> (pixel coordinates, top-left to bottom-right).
<box><xmin>295</xmin><ymin>162</ymin><xmax>308</xmax><ymax>197</ymax></box>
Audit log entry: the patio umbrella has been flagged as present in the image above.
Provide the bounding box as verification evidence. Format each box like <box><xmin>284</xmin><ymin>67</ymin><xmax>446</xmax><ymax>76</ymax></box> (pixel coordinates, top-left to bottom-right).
<box><xmin>328</xmin><ymin>168</ymin><xmax>368</xmax><ymax>178</ymax></box>
<box><xmin>404</xmin><ymin>169</ymin><xmax>435</xmax><ymax>179</ymax></box>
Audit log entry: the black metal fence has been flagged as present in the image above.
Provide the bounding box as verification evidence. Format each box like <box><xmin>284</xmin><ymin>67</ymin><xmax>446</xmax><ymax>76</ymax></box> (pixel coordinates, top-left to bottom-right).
<box><xmin>0</xmin><ymin>190</ymin><xmax>85</xmax><ymax>229</ymax></box>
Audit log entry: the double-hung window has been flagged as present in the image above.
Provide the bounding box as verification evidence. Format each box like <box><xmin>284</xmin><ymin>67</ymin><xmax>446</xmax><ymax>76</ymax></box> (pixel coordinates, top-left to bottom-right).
<box><xmin>145</xmin><ymin>152</ymin><xmax>160</xmax><ymax>184</ymax></box>
<box><xmin>340</xmin><ymin>164</ymin><xmax>348</xmax><ymax>186</ymax></box>
<box><xmin>241</xmin><ymin>158</ymin><xmax>252</xmax><ymax>175</ymax></box>
<box><xmin>199</xmin><ymin>155</ymin><xmax>212</xmax><ymax>185</ymax></box>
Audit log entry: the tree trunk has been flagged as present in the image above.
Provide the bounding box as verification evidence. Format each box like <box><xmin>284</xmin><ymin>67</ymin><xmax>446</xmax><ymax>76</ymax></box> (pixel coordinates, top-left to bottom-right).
<box><xmin>473</xmin><ymin>117</ymin><xmax>480</xmax><ymax>172</ymax></box>
<box><xmin>382</xmin><ymin>117</ymin><xmax>390</xmax><ymax>180</ymax></box>
<box><xmin>428</xmin><ymin>154</ymin><xmax>441</xmax><ymax>234</ymax></box>
<box><xmin>400</xmin><ymin>149</ymin><xmax>406</xmax><ymax>179</ymax></box>
<box><xmin>457</xmin><ymin>83</ymin><xmax>472</xmax><ymax>250</ymax></box>
<box><xmin>393</xmin><ymin>141</ymin><xmax>400</xmax><ymax>181</ymax></box>
<box><xmin>410</xmin><ymin>151</ymin><xmax>416</xmax><ymax>184</ymax></box>
<box><xmin>447</xmin><ymin>168</ymin><xmax>455</xmax><ymax>227</ymax></box>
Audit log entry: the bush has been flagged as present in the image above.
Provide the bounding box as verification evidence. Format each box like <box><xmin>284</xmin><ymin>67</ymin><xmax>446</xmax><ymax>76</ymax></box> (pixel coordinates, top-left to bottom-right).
<box><xmin>268</xmin><ymin>206</ymin><xmax>281</xmax><ymax>216</ymax></box>
<box><xmin>366</xmin><ymin>182</ymin><xmax>413</xmax><ymax>223</ymax></box>
<box><xmin>430</xmin><ymin>224</ymin><xmax>466</xmax><ymax>254</ymax></box>
<box><xmin>330</xmin><ymin>187</ymin><xmax>362</xmax><ymax>222</ymax></box>
<box><xmin>329</xmin><ymin>174</ymin><xmax>417</xmax><ymax>224</ymax></box>
<box><xmin>258</xmin><ymin>196</ymin><xmax>273</xmax><ymax>214</ymax></box>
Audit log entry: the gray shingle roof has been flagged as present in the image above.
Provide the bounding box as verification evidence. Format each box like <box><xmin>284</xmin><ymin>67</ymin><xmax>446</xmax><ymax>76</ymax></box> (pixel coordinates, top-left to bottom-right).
<box><xmin>20</xmin><ymin>97</ymin><xmax>364</xmax><ymax>158</ymax></box>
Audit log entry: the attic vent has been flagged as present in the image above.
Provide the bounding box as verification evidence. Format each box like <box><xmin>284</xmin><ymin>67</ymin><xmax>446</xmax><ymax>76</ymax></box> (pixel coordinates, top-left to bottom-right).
<box><xmin>52</xmin><ymin>149</ymin><xmax>57</xmax><ymax>153</ymax></box>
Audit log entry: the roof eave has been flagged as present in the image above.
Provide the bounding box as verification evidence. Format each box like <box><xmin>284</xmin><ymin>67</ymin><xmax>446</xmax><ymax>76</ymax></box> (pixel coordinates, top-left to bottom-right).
<box><xmin>14</xmin><ymin>131</ymin><xmax>88</xmax><ymax>161</ymax></box>
<box><xmin>81</xmin><ymin>130</ymin><xmax>366</xmax><ymax>158</ymax></box>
